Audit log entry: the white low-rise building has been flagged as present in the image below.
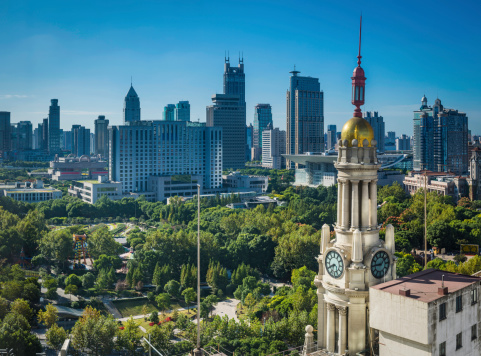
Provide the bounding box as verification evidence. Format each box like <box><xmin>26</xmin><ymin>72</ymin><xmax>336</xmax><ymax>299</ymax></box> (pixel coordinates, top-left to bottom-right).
<box><xmin>0</xmin><ymin>180</ymin><xmax>62</xmax><ymax>202</ymax></box>
<box><xmin>370</xmin><ymin>269</ymin><xmax>481</xmax><ymax>356</ymax></box>
<box><xmin>222</xmin><ymin>172</ymin><xmax>268</xmax><ymax>194</ymax></box>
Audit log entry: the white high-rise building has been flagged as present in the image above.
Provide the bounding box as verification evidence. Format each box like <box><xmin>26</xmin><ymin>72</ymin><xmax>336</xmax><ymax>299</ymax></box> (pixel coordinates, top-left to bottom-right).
<box><xmin>108</xmin><ymin>121</ymin><xmax>222</xmax><ymax>200</ymax></box>
<box><xmin>262</xmin><ymin>125</ymin><xmax>286</xmax><ymax>169</ymax></box>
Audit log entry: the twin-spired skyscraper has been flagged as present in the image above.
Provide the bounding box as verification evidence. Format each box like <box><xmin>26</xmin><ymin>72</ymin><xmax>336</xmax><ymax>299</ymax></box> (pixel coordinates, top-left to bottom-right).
<box><xmin>206</xmin><ymin>56</ymin><xmax>246</xmax><ymax>169</ymax></box>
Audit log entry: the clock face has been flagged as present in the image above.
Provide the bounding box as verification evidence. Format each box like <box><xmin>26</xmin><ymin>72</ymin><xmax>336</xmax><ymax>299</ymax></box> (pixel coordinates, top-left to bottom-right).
<box><xmin>371</xmin><ymin>251</ymin><xmax>390</xmax><ymax>279</ymax></box>
<box><xmin>325</xmin><ymin>250</ymin><xmax>344</xmax><ymax>279</ymax></box>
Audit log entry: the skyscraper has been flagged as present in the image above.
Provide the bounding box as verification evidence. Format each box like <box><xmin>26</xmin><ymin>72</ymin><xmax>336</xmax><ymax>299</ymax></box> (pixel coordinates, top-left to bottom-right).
<box><xmin>253</xmin><ymin>104</ymin><xmax>272</xmax><ymax>150</ymax></box>
<box><xmin>206</xmin><ymin>56</ymin><xmax>246</xmax><ymax>169</ymax></box>
<box><xmin>262</xmin><ymin>124</ymin><xmax>286</xmax><ymax>169</ymax></box>
<box><xmin>95</xmin><ymin>115</ymin><xmax>110</xmax><ymax>158</ymax></box>
<box><xmin>12</xmin><ymin>121</ymin><xmax>32</xmax><ymax>151</ymax></box>
<box><xmin>246</xmin><ymin>123</ymin><xmax>253</xmax><ymax>161</ymax></box>
<box><xmin>286</xmin><ymin>69</ymin><xmax>324</xmax><ymax>168</ymax></box>
<box><xmin>0</xmin><ymin>112</ymin><xmax>11</xmax><ymax>158</ymax></box>
<box><xmin>72</xmin><ymin>125</ymin><xmax>90</xmax><ymax>156</ymax></box>
<box><xmin>363</xmin><ymin>111</ymin><xmax>385</xmax><ymax>152</ymax></box>
<box><xmin>42</xmin><ymin>118</ymin><xmax>49</xmax><ymax>151</ymax></box>
<box><xmin>175</xmin><ymin>101</ymin><xmax>190</xmax><ymax>122</ymax></box>
<box><xmin>48</xmin><ymin>99</ymin><xmax>60</xmax><ymax>153</ymax></box>
<box><xmin>395</xmin><ymin>134</ymin><xmax>411</xmax><ymax>150</ymax></box>
<box><xmin>413</xmin><ymin>96</ymin><xmax>468</xmax><ymax>174</ymax></box>
<box><xmin>163</xmin><ymin>104</ymin><xmax>176</xmax><ymax>121</ymax></box>
<box><xmin>327</xmin><ymin>125</ymin><xmax>337</xmax><ymax>150</ymax></box>
<box><xmin>123</xmin><ymin>85</ymin><xmax>141</xmax><ymax>123</ymax></box>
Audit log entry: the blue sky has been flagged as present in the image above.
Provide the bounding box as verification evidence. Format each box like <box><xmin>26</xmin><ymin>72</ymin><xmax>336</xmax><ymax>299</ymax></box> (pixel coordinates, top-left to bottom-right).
<box><xmin>0</xmin><ymin>0</ymin><xmax>480</xmax><ymax>135</ymax></box>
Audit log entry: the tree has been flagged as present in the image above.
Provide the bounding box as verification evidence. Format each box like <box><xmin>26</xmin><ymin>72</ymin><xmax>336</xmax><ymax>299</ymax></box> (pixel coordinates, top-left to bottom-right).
<box><xmin>46</xmin><ymin>323</ymin><xmax>67</xmax><ymax>351</ymax></box>
<box><xmin>65</xmin><ymin>284</ymin><xmax>78</xmax><ymax>299</ymax></box>
<box><xmin>94</xmin><ymin>254</ymin><xmax>122</xmax><ymax>271</ymax></box>
<box><xmin>88</xmin><ymin>227</ymin><xmax>123</xmax><ymax>259</ymax></box>
<box><xmin>206</xmin><ymin>261</ymin><xmax>228</xmax><ymax>294</ymax></box>
<box><xmin>0</xmin><ymin>312</ymin><xmax>42</xmax><ymax>355</ymax></box>
<box><xmin>65</xmin><ymin>274</ymin><xmax>82</xmax><ymax>287</ymax></box>
<box><xmin>38</xmin><ymin>304</ymin><xmax>58</xmax><ymax>328</ymax></box>
<box><xmin>0</xmin><ymin>297</ymin><xmax>9</xmax><ymax>320</ymax></box>
<box><xmin>152</xmin><ymin>263</ymin><xmax>172</xmax><ymax>289</ymax></box>
<box><xmin>395</xmin><ymin>252</ymin><xmax>422</xmax><ymax>277</ymax></box>
<box><xmin>164</xmin><ymin>280</ymin><xmax>181</xmax><ymax>298</ymax></box>
<box><xmin>39</xmin><ymin>229</ymin><xmax>72</xmax><ymax>268</ymax></box>
<box><xmin>21</xmin><ymin>282</ymin><xmax>40</xmax><ymax>305</ymax></box>
<box><xmin>182</xmin><ymin>288</ymin><xmax>196</xmax><ymax>313</ymax></box>
<box><xmin>155</xmin><ymin>293</ymin><xmax>171</xmax><ymax>316</ymax></box>
<box><xmin>10</xmin><ymin>298</ymin><xmax>33</xmax><ymax>323</ymax></box>
<box><xmin>180</xmin><ymin>264</ymin><xmax>196</xmax><ymax>289</ymax></box>
<box><xmin>71</xmin><ymin>306</ymin><xmax>117</xmax><ymax>356</ymax></box>
<box><xmin>146</xmin><ymin>323</ymin><xmax>175</xmax><ymax>355</ymax></box>
<box><xmin>149</xmin><ymin>311</ymin><xmax>159</xmax><ymax>324</ymax></box>
<box><xmin>117</xmin><ymin>317</ymin><xmax>142</xmax><ymax>354</ymax></box>
<box><xmin>82</xmin><ymin>272</ymin><xmax>95</xmax><ymax>289</ymax></box>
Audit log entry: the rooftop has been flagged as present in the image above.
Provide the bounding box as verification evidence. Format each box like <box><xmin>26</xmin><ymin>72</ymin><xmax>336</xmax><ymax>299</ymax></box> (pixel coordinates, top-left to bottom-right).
<box><xmin>371</xmin><ymin>268</ymin><xmax>480</xmax><ymax>303</ymax></box>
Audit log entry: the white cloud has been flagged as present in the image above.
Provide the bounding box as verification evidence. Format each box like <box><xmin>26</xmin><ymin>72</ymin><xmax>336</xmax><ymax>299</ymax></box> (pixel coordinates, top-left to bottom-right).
<box><xmin>0</xmin><ymin>94</ymin><xmax>30</xmax><ymax>99</ymax></box>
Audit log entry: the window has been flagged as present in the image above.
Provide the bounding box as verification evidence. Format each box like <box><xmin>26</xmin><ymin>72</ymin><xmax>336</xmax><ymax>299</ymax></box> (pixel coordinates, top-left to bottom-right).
<box><xmin>456</xmin><ymin>332</ymin><xmax>463</xmax><ymax>350</ymax></box>
<box><xmin>456</xmin><ymin>295</ymin><xmax>463</xmax><ymax>312</ymax></box>
<box><xmin>471</xmin><ymin>288</ymin><xmax>478</xmax><ymax>305</ymax></box>
<box><xmin>472</xmin><ymin>324</ymin><xmax>477</xmax><ymax>341</ymax></box>
<box><xmin>439</xmin><ymin>341</ymin><xmax>446</xmax><ymax>356</ymax></box>
<box><xmin>439</xmin><ymin>302</ymin><xmax>447</xmax><ymax>321</ymax></box>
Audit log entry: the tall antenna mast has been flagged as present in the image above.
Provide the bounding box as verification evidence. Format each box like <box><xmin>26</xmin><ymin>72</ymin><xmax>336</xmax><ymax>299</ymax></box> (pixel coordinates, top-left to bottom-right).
<box><xmin>357</xmin><ymin>14</ymin><xmax>362</xmax><ymax>66</ymax></box>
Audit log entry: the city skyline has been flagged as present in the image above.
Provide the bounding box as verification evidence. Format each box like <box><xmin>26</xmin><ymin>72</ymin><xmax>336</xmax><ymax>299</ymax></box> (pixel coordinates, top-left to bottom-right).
<box><xmin>0</xmin><ymin>0</ymin><xmax>480</xmax><ymax>135</ymax></box>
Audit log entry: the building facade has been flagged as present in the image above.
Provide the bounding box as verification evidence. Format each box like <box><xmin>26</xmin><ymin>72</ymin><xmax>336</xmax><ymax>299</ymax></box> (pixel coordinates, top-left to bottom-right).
<box><xmin>72</xmin><ymin>125</ymin><xmax>91</xmax><ymax>156</ymax></box>
<box><xmin>246</xmin><ymin>123</ymin><xmax>253</xmax><ymax>161</ymax></box>
<box><xmin>48</xmin><ymin>99</ymin><xmax>60</xmax><ymax>153</ymax></box>
<box><xmin>403</xmin><ymin>171</ymin><xmax>468</xmax><ymax>202</ymax></box>
<box><xmin>108</xmin><ymin>121</ymin><xmax>222</xmax><ymax>198</ymax></box>
<box><xmin>207</xmin><ymin>57</ymin><xmax>246</xmax><ymax>170</ymax></box>
<box><xmin>175</xmin><ymin>101</ymin><xmax>190</xmax><ymax>122</ymax></box>
<box><xmin>395</xmin><ymin>134</ymin><xmax>411</xmax><ymax>150</ymax></box>
<box><xmin>11</xmin><ymin>121</ymin><xmax>32</xmax><ymax>151</ymax></box>
<box><xmin>363</xmin><ymin>111</ymin><xmax>384</xmax><ymax>152</ymax></box>
<box><xmin>163</xmin><ymin>104</ymin><xmax>175</xmax><ymax>121</ymax></box>
<box><xmin>370</xmin><ymin>269</ymin><xmax>481</xmax><ymax>356</ymax></box>
<box><xmin>262</xmin><ymin>126</ymin><xmax>286</xmax><ymax>169</ymax></box>
<box><xmin>123</xmin><ymin>85</ymin><xmax>141</xmax><ymax>123</ymax></box>
<box><xmin>68</xmin><ymin>178</ymin><xmax>123</xmax><ymax>204</ymax></box>
<box><xmin>49</xmin><ymin>154</ymin><xmax>108</xmax><ymax>181</ymax></box>
<box><xmin>0</xmin><ymin>180</ymin><xmax>61</xmax><ymax>202</ymax></box>
<box><xmin>94</xmin><ymin>115</ymin><xmax>109</xmax><ymax>158</ymax></box>
<box><xmin>0</xmin><ymin>112</ymin><xmax>11</xmax><ymax>158</ymax></box>
<box><xmin>42</xmin><ymin>118</ymin><xmax>49</xmax><ymax>151</ymax></box>
<box><xmin>222</xmin><ymin>172</ymin><xmax>268</xmax><ymax>194</ymax></box>
<box><xmin>286</xmin><ymin>69</ymin><xmax>324</xmax><ymax>168</ymax></box>
<box><xmin>253</xmin><ymin>103</ymin><xmax>272</xmax><ymax>150</ymax></box>
<box><xmin>206</xmin><ymin>94</ymin><xmax>245</xmax><ymax>169</ymax></box>
<box><xmin>327</xmin><ymin>125</ymin><xmax>337</xmax><ymax>150</ymax></box>
<box><xmin>413</xmin><ymin>96</ymin><xmax>468</xmax><ymax>174</ymax></box>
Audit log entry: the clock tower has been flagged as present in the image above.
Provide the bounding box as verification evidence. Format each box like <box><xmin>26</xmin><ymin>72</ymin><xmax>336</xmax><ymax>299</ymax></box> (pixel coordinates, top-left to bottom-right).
<box><xmin>314</xmin><ymin>17</ymin><xmax>396</xmax><ymax>355</ymax></box>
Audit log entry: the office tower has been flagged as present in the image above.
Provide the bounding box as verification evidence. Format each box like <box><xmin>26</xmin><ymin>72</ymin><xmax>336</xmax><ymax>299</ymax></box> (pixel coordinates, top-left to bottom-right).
<box><xmin>253</xmin><ymin>104</ymin><xmax>272</xmax><ymax>150</ymax></box>
<box><xmin>36</xmin><ymin>124</ymin><xmax>43</xmax><ymax>150</ymax></box>
<box><xmin>327</xmin><ymin>125</ymin><xmax>337</xmax><ymax>150</ymax></box>
<box><xmin>246</xmin><ymin>123</ymin><xmax>253</xmax><ymax>161</ymax></box>
<box><xmin>286</xmin><ymin>69</ymin><xmax>324</xmax><ymax>168</ymax></box>
<box><xmin>72</xmin><ymin>125</ymin><xmax>91</xmax><ymax>156</ymax></box>
<box><xmin>163</xmin><ymin>104</ymin><xmax>175</xmax><ymax>121</ymax></box>
<box><xmin>59</xmin><ymin>129</ymin><xmax>64</xmax><ymax>149</ymax></box>
<box><xmin>175</xmin><ymin>101</ymin><xmax>190</xmax><ymax>122</ymax></box>
<box><xmin>0</xmin><ymin>112</ymin><xmax>11</xmax><ymax>157</ymax></box>
<box><xmin>95</xmin><ymin>115</ymin><xmax>109</xmax><ymax>158</ymax></box>
<box><xmin>386</xmin><ymin>131</ymin><xmax>395</xmax><ymax>144</ymax></box>
<box><xmin>207</xmin><ymin>93</ymin><xmax>245</xmax><ymax>169</ymax></box>
<box><xmin>123</xmin><ymin>84</ymin><xmax>141</xmax><ymax>123</ymax></box>
<box><xmin>108</xmin><ymin>120</ymin><xmax>222</xmax><ymax>196</ymax></box>
<box><xmin>395</xmin><ymin>134</ymin><xmax>411</xmax><ymax>151</ymax></box>
<box><xmin>32</xmin><ymin>128</ymin><xmax>38</xmax><ymax>149</ymax></box>
<box><xmin>363</xmin><ymin>111</ymin><xmax>385</xmax><ymax>152</ymax></box>
<box><xmin>63</xmin><ymin>131</ymin><xmax>72</xmax><ymax>151</ymax></box>
<box><xmin>12</xmin><ymin>121</ymin><xmax>32</xmax><ymax>151</ymax></box>
<box><xmin>48</xmin><ymin>99</ymin><xmax>60</xmax><ymax>153</ymax></box>
<box><xmin>90</xmin><ymin>132</ymin><xmax>95</xmax><ymax>154</ymax></box>
<box><xmin>262</xmin><ymin>124</ymin><xmax>286</xmax><ymax>169</ymax></box>
<box><xmin>206</xmin><ymin>56</ymin><xmax>246</xmax><ymax>169</ymax></box>
<box><xmin>41</xmin><ymin>118</ymin><xmax>49</xmax><ymax>151</ymax></box>
<box><xmin>414</xmin><ymin>96</ymin><xmax>468</xmax><ymax>174</ymax></box>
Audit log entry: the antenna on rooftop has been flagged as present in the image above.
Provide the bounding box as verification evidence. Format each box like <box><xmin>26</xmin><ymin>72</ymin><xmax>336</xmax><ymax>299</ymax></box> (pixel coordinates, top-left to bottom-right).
<box><xmin>442</xmin><ymin>275</ymin><xmax>445</xmax><ymax>289</ymax></box>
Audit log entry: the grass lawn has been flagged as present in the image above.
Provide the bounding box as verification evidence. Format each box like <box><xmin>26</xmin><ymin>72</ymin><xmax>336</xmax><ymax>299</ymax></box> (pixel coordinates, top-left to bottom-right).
<box><xmin>112</xmin><ymin>297</ymin><xmax>191</xmax><ymax>318</ymax></box>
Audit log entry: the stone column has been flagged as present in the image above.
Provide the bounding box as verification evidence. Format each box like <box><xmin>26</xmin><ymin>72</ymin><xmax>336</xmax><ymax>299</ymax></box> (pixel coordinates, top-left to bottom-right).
<box><xmin>362</xmin><ymin>180</ymin><xmax>370</xmax><ymax>228</ymax></box>
<box><xmin>326</xmin><ymin>303</ymin><xmax>336</xmax><ymax>352</ymax></box>
<box><xmin>342</xmin><ymin>180</ymin><xmax>350</xmax><ymax>229</ymax></box>
<box><xmin>337</xmin><ymin>178</ymin><xmax>342</xmax><ymax>227</ymax></box>
<box><xmin>338</xmin><ymin>307</ymin><xmax>348</xmax><ymax>355</ymax></box>
<box><xmin>351</xmin><ymin>180</ymin><xmax>359</xmax><ymax>229</ymax></box>
<box><xmin>317</xmin><ymin>293</ymin><xmax>325</xmax><ymax>349</ymax></box>
<box><xmin>370</xmin><ymin>180</ymin><xmax>378</xmax><ymax>228</ymax></box>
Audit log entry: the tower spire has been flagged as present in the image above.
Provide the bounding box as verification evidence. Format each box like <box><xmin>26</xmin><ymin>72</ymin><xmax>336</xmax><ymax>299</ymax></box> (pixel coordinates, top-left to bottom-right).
<box><xmin>357</xmin><ymin>15</ymin><xmax>362</xmax><ymax>66</ymax></box>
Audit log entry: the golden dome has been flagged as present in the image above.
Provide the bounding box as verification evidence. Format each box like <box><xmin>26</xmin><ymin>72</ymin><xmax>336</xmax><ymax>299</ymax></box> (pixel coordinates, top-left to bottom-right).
<box><xmin>340</xmin><ymin>117</ymin><xmax>374</xmax><ymax>147</ymax></box>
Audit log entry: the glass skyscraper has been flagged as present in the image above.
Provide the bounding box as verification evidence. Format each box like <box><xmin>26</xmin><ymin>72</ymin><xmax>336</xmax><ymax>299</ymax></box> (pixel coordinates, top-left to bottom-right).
<box><xmin>286</xmin><ymin>69</ymin><xmax>324</xmax><ymax>168</ymax></box>
<box><xmin>48</xmin><ymin>99</ymin><xmax>60</xmax><ymax>153</ymax></box>
<box><xmin>123</xmin><ymin>85</ymin><xmax>141</xmax><ymax>123</ymax></box>
<box><xmin>175</xmin><ymin>101</ymin><xmax>190</xmax><ymax>122</ymax></box>
<box><xmin>95</xmin><ymin>115</ymin><xmax>109</xmax><ymax>158</ymax></box>
<box><xmin>253</xmin><ymin>103</ymin><xmax>272</xmax><ymax>149</ymax></box>
<box><xmin>363</xmin><ymin>111</ymin><xmax>385</xmax><ymax>152</ymax></box>
<box><xmin>163</xmin><ymin>104</ymin><xmax>176</xmax><ymax>121</ymax></box>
